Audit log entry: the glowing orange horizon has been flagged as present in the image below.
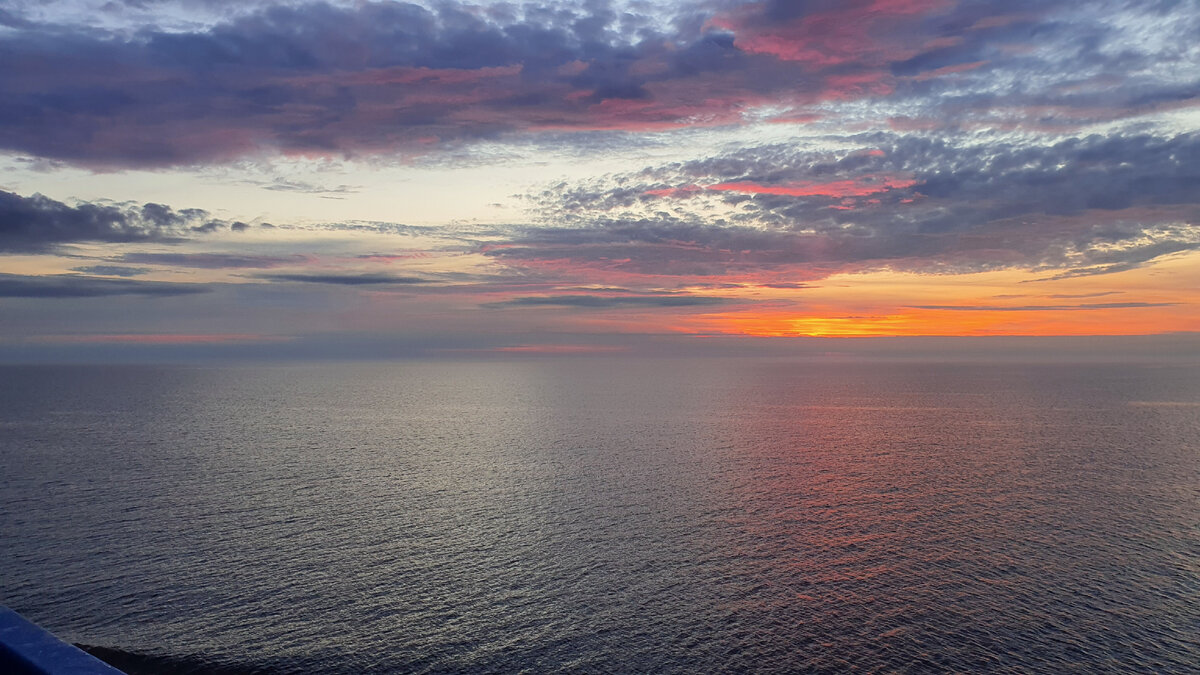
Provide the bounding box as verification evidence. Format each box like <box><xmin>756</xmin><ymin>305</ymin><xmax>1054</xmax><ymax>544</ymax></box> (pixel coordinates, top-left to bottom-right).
<box><xmin>658</xmin><ymin>257</ymin><xmax>1200</xmax><ymax>338</ymax></box>
<box><xmin>671</xmin><ymin>305</ymin><xmax>1200</xmax><ymax>338</ymax></box>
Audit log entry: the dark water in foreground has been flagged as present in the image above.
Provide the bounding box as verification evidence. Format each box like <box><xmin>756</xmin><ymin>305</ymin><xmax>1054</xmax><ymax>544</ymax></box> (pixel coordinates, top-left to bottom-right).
<box><xmin>1</xmin><ymin>359</ymin><xmax>1198</xmax><ymax>673</ymax></box>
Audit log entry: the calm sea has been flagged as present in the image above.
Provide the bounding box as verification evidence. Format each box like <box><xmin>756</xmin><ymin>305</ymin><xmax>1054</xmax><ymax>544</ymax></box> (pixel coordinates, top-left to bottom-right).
<box><xmin>1</xmin><ymin>359</ymin><xmax>1197</xmax><ymax>673</ymax></box>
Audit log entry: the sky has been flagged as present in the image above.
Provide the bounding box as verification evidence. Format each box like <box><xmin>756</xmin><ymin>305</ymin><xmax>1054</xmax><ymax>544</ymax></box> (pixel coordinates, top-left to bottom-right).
<box><xmin>1</xmin><ymin>0</ymin><xmax>1198</xmax><ymax>360</ymax></box>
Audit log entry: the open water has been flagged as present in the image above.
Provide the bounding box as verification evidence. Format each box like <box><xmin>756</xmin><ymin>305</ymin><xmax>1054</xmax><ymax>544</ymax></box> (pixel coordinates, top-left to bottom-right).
<box><xmin>1</xmin><ymin>359</ymin><xmax>1198</xmax><ymax>673</ymax></box>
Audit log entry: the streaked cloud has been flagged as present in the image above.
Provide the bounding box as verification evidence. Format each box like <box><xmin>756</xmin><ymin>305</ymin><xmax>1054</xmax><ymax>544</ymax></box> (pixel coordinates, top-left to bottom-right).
<box><xmin>40</xmin><ymin>333</ymin><xmax>288</xmax><ymax>344</ymax></box>
<box><xmin>256</xmin><ymin>273</ymin><xmax>429</xmax><ymax>285</ymax></box>
<box><xmin>70</xmin><ymin>265</ymin><xmax>152</xmax><ymax>277</ymax></box>
<box><xmin>119</xmin><ymin>252</ymin><xmax>310</xmax><ymax>269</ymax></box>
<box><xmin>909</xmin><ymin>302</ymin><xmax>1177</xmax><ymax>312</ymax></box>
<box><xmin>484</xmin><ymin>294</ymin><xmax>738</xmax><ymax>309</ymax></box>
<box><xmin>0</xmin><ymin>273</ymin><xmax>210</xmax><ymax>297</ymax></box>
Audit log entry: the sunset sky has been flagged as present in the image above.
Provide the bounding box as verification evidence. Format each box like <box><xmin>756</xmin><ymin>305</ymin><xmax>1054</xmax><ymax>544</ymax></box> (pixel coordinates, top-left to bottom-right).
<box><xmin>1</xmin><ymin>0</ymin><xmax>1198</xmax><ymax>359</ymax></box>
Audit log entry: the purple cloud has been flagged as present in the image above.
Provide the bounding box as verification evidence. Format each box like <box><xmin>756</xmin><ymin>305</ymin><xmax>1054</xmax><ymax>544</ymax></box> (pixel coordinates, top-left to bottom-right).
<box><xmin>499</xmin><ymin>131</ymin><xmax>1200</xmax><ymax>281</ymax></box>
<box><xmin>0</xmin><ymin>189</ymin><xmax>237</xmax><ymax>252</ymax></box>
<box><xmin>0</xmin><ymin>273</ymin><xmax>209</xmax><ymax>297</ymax></box>
<box><xmin>0</xmin><ymin>1</ymin><xmax>1191</xmax><ymax>167</ymax></box>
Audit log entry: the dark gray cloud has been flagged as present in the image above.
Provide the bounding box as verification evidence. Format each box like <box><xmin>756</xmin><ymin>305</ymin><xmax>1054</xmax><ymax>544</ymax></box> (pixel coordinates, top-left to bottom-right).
<box><xmin>257</xmin><ymin>273</ymin><xmax>428</xmax><ymax>285</ymax></box>
<box><xmin>0</xmin><ymin>189</ymin><xmax>242</xmax><ymax>252</ymax></box>
<box><xmin>484</xmin><ymin>294</ymin><xmax>737</xmax><ymax>309</ymax></box>
<box><xmin>0</xmin><ymin>273</ymin><xmax>209</xmax><ymax>297</ymax></box>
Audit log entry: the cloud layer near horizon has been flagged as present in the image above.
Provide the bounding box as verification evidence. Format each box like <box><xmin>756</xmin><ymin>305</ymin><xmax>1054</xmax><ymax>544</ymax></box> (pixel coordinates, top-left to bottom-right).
<box><xmin>496</xmin><ymin>131</ymin><xmax>1200</xmax><ymax>282</ymax></box>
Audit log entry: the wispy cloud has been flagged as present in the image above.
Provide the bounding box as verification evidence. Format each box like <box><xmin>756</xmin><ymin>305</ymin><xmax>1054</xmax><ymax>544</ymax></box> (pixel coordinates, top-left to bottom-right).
<box><xmin>120</xmin><ymin>252</ymin><xmax>310</xmax><ymax>269</ymax></box>
<box><xmin>0</xmin><ymin>1</ymin><xmax>1192</xmax><ymax>167</ymax></box>
<box><xmin>484</xmin><ymin>293</ymin><xmax>738</xmax><ymax>309</ymax></box>
<box><xmin>910</xmin><ymin>302</ymin><xmax>1176</xmax><ymax>312</ymax></box>
<box><xmin>40</xmin><ymin>333</ymin><xmax>288</xmax><ymax>344</ymax></box>
<box><xmin>0</xmin><ymin>273</ymin><xmax>209</xmax><ymax>297</ymax></box>
<box><xmin>508</xmin><ymin>131</ymin><xmax>1200</xmax><ymax>281</ymax></box>
<box><xmin>249</xmin><ymin>179</ymin><xmax>359</xmax><ymax>197</ymax></box>
<box><xmin>256</xmin><ymin>273</ymin><xmax>429</xmax><ymax>285</ymax></box>
<box><xmin>70</xmin><ymin>265</ymin><xmax>152</xmax><ymax>277</ymax></box>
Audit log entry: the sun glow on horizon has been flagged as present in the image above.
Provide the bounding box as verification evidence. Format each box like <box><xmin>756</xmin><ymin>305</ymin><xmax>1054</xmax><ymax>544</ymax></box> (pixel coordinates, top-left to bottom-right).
<box><xmin>663</xmin><ymin>258</ymin><xmax>1200</xmax><ymax>338</ymax></box>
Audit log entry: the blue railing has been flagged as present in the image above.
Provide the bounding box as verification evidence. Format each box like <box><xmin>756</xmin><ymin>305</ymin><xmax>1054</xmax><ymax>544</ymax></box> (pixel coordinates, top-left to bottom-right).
<box><xmin>0</xmin><ymin>606</ymin><xmax>124</xmax><ymax>674</ymax></box>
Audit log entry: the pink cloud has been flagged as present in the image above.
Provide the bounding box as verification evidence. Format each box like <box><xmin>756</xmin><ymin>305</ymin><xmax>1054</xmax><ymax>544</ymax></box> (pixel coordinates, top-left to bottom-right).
<box><xmin>725</xmin><ymin>0</ymin><xmax>952</xmax><ymax>67</ymax></box>
<box><xmin>0</xmin><ymin>0</ymin><xmax>1156</xmax><ymax>169</ymax></box>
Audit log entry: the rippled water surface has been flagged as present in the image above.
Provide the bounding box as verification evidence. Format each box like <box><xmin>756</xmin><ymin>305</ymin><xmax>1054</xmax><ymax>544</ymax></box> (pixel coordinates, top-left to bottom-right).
<box><xmin>2</xmin><ymin>359</ymin><xmax>1198</xmax><ymax>673</ymax></box>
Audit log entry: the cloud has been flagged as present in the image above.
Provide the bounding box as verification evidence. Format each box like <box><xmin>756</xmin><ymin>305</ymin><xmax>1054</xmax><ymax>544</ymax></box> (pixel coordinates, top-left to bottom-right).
<box><xmin>120</xmin><ymin>252</ymin><xmax>310</xmax><ymax>269</ymax></box>
<box><xmin>256</xmin><ymin>272</ymin><xmax>428</xmax><ymax>285</ymax></box>
<box><xmin>0</xmin><ymin>189</ymin><xmax>243</xmax><ymax>252</ymax></box>
<box><xmin>250</xmin><ymin>178</ymin><xmax>359</xmax><ymax>197</ymax></box>
<box><xmin>70</xmin><ymin>265</ymin><xmax>152</xmax><ymax>277</ymax></box>
<box><xmin>706</xmin><ymin>176</ymin><xmax>917</xmax><ymax>198</ymax></box>
<box><xmin>484</xmin><ymin>293</ymin><xmax>738</xmax><ymax>309</ymax></box>
<box><xmin>0</xmin><ymin>273</ymin><xmax>209</xmax><ymax>297</ymax></box>
<box><xmin>1048</xmin><ymin>292</ymin><xmax>1122</xmax><ymax>299</ymax></box>
<box><xmin>506</xmin><ymin>131</ymin><xmax>1200</xmax><ymax>281</ymax></box>
<box><xmin>41</xmin><ymin>333</ymin><xmax>287</xmax><ymax>344</ymax></box>
<box><xmin>719</xmin><ymin>0</ymin><xmax>952</xmax><ymax>67</ymax></box>
<box><xmin>0</xmin><ymin>2</ymin><xmax>695</xmax><ymax>166</ymax></box>
<box><xmin>910</xmin><ymin>302</ymin><xmax>1177</xmax><ymax>311</ymax></box>
<box><xmin>6</xmin><ymin>125</ymin><xmax>1192</xmax><ymax>302</ymax></box>
<box><xmin>2</xmin><ymin>0</ymin><xmax>1191</xmax><ymax>167</ymax></box>
<box><xmin>482</xmin><ymin>218</ymin><xmax>843</xmax><ymax>279</ymax></box>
